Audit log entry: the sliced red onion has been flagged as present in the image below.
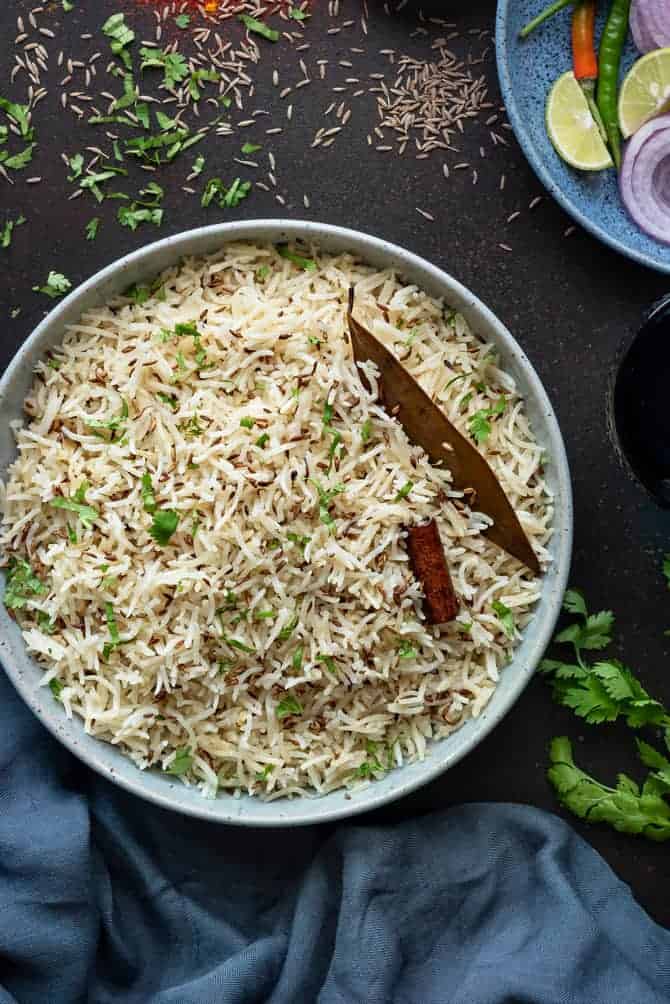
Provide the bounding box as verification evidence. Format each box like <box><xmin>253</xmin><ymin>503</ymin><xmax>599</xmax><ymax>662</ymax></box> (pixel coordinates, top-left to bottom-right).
<box><xmin>620</xmin><ymin>113</ymin><xmax>670</xmax><ymax>245</ymax></box>
<box><xmin>630</xmin><ymin>0</ymin><xmax>657</xmax><ymax>52</ymax></box>
<box><xmin>630</xmin><ymin>0</ymin><xmax>670</xmax><ymax>50</ymax></box>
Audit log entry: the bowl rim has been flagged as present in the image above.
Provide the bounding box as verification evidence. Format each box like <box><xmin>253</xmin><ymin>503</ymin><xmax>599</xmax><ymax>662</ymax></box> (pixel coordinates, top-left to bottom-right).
<box><xmin>0</xmin><ymin>220</ymin><xmax>573</xmax><ymax>825</ymax></box>
<box><xmin>495</xmin><ymin>0</ymin><xmax>670</xmax><ymax>275</ymax></box>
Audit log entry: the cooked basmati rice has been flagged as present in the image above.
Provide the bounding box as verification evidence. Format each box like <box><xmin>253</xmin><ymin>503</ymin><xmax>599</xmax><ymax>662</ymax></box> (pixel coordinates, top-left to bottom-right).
<box><xmin>0</xmin><ymin>243</ymin><xmax>552</xmax><ymax>800</ymax></box>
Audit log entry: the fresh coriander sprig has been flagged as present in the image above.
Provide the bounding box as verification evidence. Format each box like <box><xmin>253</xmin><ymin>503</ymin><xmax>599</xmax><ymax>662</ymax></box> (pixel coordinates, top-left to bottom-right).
<box><xmin>539</xmin><ymin>591</ymin><xmax>668</xmax><ymax>729</ymax></box>
<box><xmin>548</xmin><ymin>737</ymin><xmax>670</xmax><ymax>842</ymax></box>
<box><xmin>541</xmin><ymin>585</ymin><xmax>670</xmax><ymax>842</ymax></box>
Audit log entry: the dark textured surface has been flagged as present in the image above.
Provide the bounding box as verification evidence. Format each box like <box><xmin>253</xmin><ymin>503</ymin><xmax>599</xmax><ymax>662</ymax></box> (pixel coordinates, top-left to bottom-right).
<box><xmin>2</xmin><ymin>0</ymin><xmax>670</xmax><ymax>926</ymax></box>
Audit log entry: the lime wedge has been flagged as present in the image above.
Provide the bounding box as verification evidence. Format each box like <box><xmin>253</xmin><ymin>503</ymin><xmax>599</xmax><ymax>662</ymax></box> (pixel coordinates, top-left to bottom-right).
<box><xmin>546</xmin><ymin>70</ymin><xmax>613</xmax><ymax>171</ymax></box>
<box><xmin>619</xmin><ymin>48</ymin><xmax>670</xmax><ymax>139</ymax></box>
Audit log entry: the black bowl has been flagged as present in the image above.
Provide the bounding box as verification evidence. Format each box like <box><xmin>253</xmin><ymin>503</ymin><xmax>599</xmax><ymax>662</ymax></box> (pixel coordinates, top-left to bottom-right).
<box><xmin>613</xmin><ymin>294</ymin><xmax>670</xmax><ymax>506</ymax></box>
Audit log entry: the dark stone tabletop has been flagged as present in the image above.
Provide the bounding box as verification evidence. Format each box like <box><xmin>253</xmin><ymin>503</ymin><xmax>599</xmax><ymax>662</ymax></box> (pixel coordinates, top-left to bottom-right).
<box><xmin>2</xmin><ymin>0</ymin><xmax>670</xmax><ymax>927</ymax></box>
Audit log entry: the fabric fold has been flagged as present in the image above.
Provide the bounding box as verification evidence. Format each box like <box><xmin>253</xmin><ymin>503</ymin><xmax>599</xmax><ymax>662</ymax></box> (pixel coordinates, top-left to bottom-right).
<box><xmin>2</xmin><ymin>670</ymin><xmax>670</xmax><ymax>1004</ymax></box>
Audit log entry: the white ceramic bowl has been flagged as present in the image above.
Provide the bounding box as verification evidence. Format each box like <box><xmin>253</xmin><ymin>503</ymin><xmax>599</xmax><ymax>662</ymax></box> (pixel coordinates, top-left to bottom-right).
<box><xmin>0</xmin><ymin>221</ymin><xmax>572</xmax><ymax>825</ymax></box>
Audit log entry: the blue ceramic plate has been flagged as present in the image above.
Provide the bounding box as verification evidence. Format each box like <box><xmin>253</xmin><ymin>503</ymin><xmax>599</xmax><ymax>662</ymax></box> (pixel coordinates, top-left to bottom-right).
<box><xmin>496</xmin><ymin>0</ymin><xmax>670</xmax><ymax>273</ymax></box>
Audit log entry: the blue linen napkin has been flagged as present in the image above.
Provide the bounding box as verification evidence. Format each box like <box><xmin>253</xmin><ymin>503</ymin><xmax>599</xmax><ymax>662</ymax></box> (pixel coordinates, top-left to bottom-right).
<box><xmin>2</xmin><ymin>668</ymin><xmax>670</xmax><ymax>1004</ymax></box>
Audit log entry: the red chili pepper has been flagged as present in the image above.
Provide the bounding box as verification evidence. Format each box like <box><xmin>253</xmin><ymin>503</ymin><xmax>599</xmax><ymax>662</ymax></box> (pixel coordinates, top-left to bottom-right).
<box><xmin>572</xmin><ymin>0</ymin><xmax>599</xmax><ymax>81</ymax></box>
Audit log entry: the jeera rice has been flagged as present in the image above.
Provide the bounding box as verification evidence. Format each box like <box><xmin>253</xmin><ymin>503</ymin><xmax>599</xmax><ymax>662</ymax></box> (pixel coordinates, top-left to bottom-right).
<box><xmin>0</xmin><ymin>243</ymin><xmax>552</xmax><ymax>800</ymax></box>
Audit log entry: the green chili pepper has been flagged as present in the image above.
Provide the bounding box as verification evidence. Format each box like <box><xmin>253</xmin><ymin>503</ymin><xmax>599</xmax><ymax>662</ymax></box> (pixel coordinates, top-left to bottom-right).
<box><xmin>519</xmin><ymin>0</ymin><xmax>575</xmax><ymax>39</ymax></box>
<box><xmin>596</xmin><ymin>0</ymin><xmax>631</xmax><ymax>170</ymax></box>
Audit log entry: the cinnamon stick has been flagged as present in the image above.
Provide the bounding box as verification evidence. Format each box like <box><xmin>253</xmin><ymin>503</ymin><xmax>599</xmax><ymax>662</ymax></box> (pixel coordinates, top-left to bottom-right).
<box><xmin>406</xmin><ymin>519</ymin><xmax>459</xmax><ymax>625</ymax></box>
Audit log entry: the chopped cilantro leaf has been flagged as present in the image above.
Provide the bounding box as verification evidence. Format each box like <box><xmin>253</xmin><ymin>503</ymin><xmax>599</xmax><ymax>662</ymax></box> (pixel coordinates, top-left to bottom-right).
<box><xmin>3</xmin><ymin>557</ymin><xmax>46</xmax><ymax>610</ymax></box>
<box><xmin>38</xmin><ymin>611</ymin><xmax>56</xmax><ymax>633</ymax></box>
<box><xmin>149</xmin><ymin>509</ymin><xmax>179</xmax><ymax>546</ymax></box>
<box><xmin>1</xmin><ymin>214</ymin><xmax>26</xmax><ymax>249</ymax></box>
<box><xmin>278</xmin><ymin>612</ymin><xmax>299</xmax><ymax>642</ymax></box>
<box><xmin>188</xmin><ymin>69</ymin><xmax>219</xmax><ymax>102</ymax></box>
<box><xmin>102</xmin><ymin>13</ymin><xmax>135</xmax><ymax>69</ymax></box>
<box><xmin>492</xmin><ymin>599</ymin><xmax>515</xmax><ymax>639</ymax></box>
<box><xmin>1</xmin><ymin>144</ymin><xmax>36</xmax><ymax>171</ymax></box>
<box><xmin>178</xmin><ymin>414</ymin><xmax>203</xmax><ymax>438</ymax></box>
<box><xmin>240</xmin><ymin>416</ymin><xmax>255</xmax><ymax>429</ymax></box>
<box><xmin>141</xmin><ymin>472</ymin><xmax>156</xmax><ymax>513</ymax></box>
<box><xmin>118</xmin><ymin>203</ymin><xmax>163</xmax><ymax>231</ymax></box>
<box><xmin>241</xmin><ymin>142</ymin><xmax>262</xmax><ymax>155</ymax></box>
<box><xmin>174</xmin><ymin>321</ymin><xmax>199</xmax><ymax>338</ymax></box>
<box><xmin>165</xmin><ymin>746</ymin><xmax>193</xmax><ymax>776</ymax></box>
<box><xmin>101</xmin><ymin>601</ymin><xmax>121</xmax><ymax>659</ymax></box>
<box><xmin>85</xmin><ymin>217</ymin><xmax>100</xmax><ymax>241</ymax></box>
<box><xmin>238</xmin><ymin>14</ymin><xmax>280</xmax><ymax>41</ymax></box>
<box><xmin>50</xmin><ymin>482</ymin><xmax>98</xmax><ymax>529</ymax></box>
<box><xmin>67</xmin><ymin>153</ymin><xmax>84</xmax><ymax>180</ymax></box>
<box><xmin>191</xmin><ymin>154</ymin><xmax>205</xmax><ymax>176</ymax></box>
<box><xmin>0</xmin><ymin>97</ymin><xmax>32</xmax><ymax>137</ymax></box>
<box><xmin>468</xmin><ymin>397</ymin><xmax>506</xmax><ymax>446</ymax></box>
<box><xmin>360</xmin><ymin>419</ymin><xmax>373</xmax><ymax>444</ymax></box>
<box><xmin>309</xmin><ymin>479</ymin><xmax>345</xmax><ymax>533</ymax></box>
<box><xmin>469</xmin><ymin>411</ymin><xmax>491</xmax><ymax>445</ymax></box>
<box><xmin>139</xmin><ymin>46</ymin><xmax>189</xmax><ymax>88</ymax></box>
<box><xmin>254</xmin><ymin>609</ymin><xmax>275</xmax><ymax>620</ymax></box>
<box><xmin>201</xmin><ymin>176</ymin><xmax>251</xmax><ymax>209</ymax></box>
<box><xmin>256</xmin><ymin>265</ymin><xmax>270</xmax><ymax>282</ymax></box>
<box><xmin>287</xmin><ymin>532</ymin><xmax>310</xmax><ymax>551</ymax></box>
<box><xmin>175</xmin><ymin>13</ymin><xmax>191</xmax><ymax>28</ymax></box>
<box><xmin>397</xmin><ymin>639</ymin><xmax>417</xmax><ymax>659</ymax></box>
<box><xmin>125</xmin><ymin>284</ymin><xmax>150</xmax><ymax>305</ymax></box>
<box><xmin>276</xmin><ymin>695</ymin><xmax>303</xmax><ymax>719</ymax></box>
<box><xmin>33</xmin><ymin>271</ymin><xmax>72</xmax><ymax>299</ymax></box>
<box><xmin>157</xmin><ymin>391</ymin><xmax>179</xmax><ymax>412</ymax></box>
<box><xmin>255</xmin><ymin>764</ymin><xmax>274</xmax><ymax>781</ymax></box>
<box><xmin>277</xmin><ymin>245</ymin><xmax>316</xmax><ymax>270</ymax></box>
<box><xmin>255</xmin><ymin>433</ymin><xmax>269</xmax><ymax>448</ymax></box>
<box><xmin>327</xmin><ymin>430</ymin><xmax>342</xmax><ymax>473</ymax></box>
<box><xmin>355</xmin><ymin>739</ymin><xmax>384</xmax><ymax>778</ymax></box>
<box><xmin>291</xmin><ymin>645</ymin><xmax>304</xmax><ymax>671</ymax></box>
<box><xmin>217</xmin><ymin>623</ymin><xmax>254</xmax><ymax>653</ymax></box>
<box><xmin>85</xmin><ymin>399</ymin><xmax>128</xmax><ymax>441</ymax></box>
<box><xmin>289</xmin><ymin>6</ymin><xmax>309</xmax><ymax>19</ymax></box>
<box><xmin>49</xmin><ymin>678</ymin><xmax>64</xmax><ymax>701</ymax></box>
<box><xmin>317</xmin><ymin>654</ymin><xmax>337</xmax><ymax>676</ymax></box>
<box><xmin>394</xmin><ymin>480</ymin><xmax>413</xmax><ymax>502</ymax></box>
